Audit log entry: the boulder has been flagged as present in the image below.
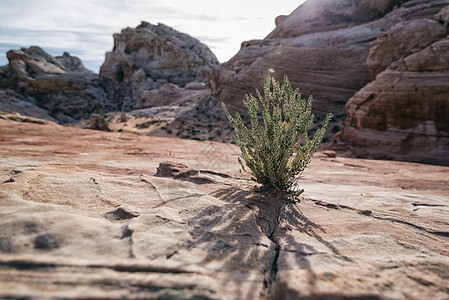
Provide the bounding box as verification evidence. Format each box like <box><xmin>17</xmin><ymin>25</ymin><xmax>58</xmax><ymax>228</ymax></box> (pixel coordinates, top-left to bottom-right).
<box><xmin>99</xmin><ymin>22</ymin><xmax>219</xmax><ymax>110</ymax></box>
<box><xmin>89</xmin><ymin>114</ymin><xmax>111</xmax><ymax>131</ymax></box>
<box><xmin>155</xmin><ymin>161</ymin><xmax>199</xmax><ymax>179</ymax></box>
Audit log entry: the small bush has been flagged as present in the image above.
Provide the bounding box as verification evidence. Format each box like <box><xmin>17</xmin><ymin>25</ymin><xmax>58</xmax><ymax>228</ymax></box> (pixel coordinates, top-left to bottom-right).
<box><xmin>222</xmin><ymin>75</ymin><xmax>333</xmax><ymax>194</ymax></box>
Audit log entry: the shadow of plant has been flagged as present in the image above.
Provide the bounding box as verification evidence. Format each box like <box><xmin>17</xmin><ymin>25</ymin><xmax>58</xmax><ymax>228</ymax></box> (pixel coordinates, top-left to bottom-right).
<box><xmin>278</xmin><ymin>202</ymin><xmax>346</xmax><ymax>257</ymax></box>
<box><xmin>187</xmin><ymin>184</ymin><xmax>353</xmax><ymax>298</ymax></box>
<box><xmin>184</xmin><ymin>185</ymin><xmax>282</xmax><ymax>298</ymax></box>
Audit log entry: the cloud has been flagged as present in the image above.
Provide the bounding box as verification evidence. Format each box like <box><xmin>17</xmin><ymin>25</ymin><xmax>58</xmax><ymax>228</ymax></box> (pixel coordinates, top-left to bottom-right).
<box><xmin>193</xmin><ymin>35</ymin><xmax>230</xmax><ymax>44</ymax></box>
<box><xmin>0</xmin><ymin>26</ymin><xmax>111</xmax><ymax>71</ymax></box>
<box><xmin>0</xmin><ymin>0</ymin><xmax>303</xmax><ymax>71</ymax></box>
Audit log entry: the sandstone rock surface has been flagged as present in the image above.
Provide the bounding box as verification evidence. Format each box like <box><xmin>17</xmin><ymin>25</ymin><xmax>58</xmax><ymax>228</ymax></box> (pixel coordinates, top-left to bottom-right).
<box><xmin>1</xmin><ymin>115</ymin><xmax>448</xmax><ymax>299</ymax></box>
<box><xmin>366</xmin><ymin>18</ymin><xmax>447</xmax><ymax>79</ymax></box>
<box><xmin>100</xmin><ymin>22</ymin><xmax>219</xmax><ymax>110</ymax></box>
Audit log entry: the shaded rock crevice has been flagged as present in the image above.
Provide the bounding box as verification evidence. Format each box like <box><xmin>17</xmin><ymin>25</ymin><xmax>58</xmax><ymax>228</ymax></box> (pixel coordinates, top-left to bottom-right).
<box><xmin>252</xmin><ymin>193</ymin><xmax>284</xmax><ymax>300</ymax></box>
<box><xmin>120</xmin><ymin>223</ymin><xmax>135</xmax><ymax>259</ymax></box>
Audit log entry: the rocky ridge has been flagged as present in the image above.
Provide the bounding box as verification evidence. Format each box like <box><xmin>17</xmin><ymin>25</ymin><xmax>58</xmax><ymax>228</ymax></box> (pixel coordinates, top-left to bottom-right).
<box><xmin>0</xmin><ymin>114</ymin><xmax>448</xmax><ymax>299</ymax></box>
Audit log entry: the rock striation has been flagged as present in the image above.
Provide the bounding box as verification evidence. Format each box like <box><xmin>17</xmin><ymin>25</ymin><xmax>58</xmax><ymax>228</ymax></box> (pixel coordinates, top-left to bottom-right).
<box><xmin>0</xmin><ymin>115</ymin><xmax>448</xmax><ymax>299</ymax></box>
<box><xmin>0</xmin><ymin>46</ymin><xmax>112</xmax><ymax>123</ymax></box>
<box><xmin>366</xmin><ymin>18</ymin><xmax>448</xmax><ymax>80</ymax></box>
<box><xmin>330</xmin><ymin>3</ymin><xmax>449</xmax><ymax>165</ymax></box>
<box><xmin>100</xmin><ymin>22</ymin><xmax>219</xmax><ymax>110</ymax></box>
<box><xmin>212</xmin><ymin>0</ymin><xmax>449</xmax><ymax>147</ymax></box>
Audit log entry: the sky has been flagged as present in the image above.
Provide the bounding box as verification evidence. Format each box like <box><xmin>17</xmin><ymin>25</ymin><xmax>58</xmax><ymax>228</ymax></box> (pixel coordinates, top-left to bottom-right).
<box><xmin>0</xmin><ymin>0</ymin><xmax>305</xmax><ymax>72</ymax></box>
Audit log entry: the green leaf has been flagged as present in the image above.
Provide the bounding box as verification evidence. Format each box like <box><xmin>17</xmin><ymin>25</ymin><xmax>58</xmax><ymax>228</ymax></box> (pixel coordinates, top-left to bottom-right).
<box><xmin>221</xmin><ymin>75</ymin><xmax>333</xmax><ymax>194</ymax></box>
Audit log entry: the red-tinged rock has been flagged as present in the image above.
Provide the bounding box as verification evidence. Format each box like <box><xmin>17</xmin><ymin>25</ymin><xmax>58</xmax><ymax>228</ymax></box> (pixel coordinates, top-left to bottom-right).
<box><xmin>156</xmin><ymin>161</ymin><xmax>199</xmax><ymax>179</ymax></box>
<box><xmin>89</xmin><ymin>114</ymin><xmax>111</xmax><ymax>131</ymax></box>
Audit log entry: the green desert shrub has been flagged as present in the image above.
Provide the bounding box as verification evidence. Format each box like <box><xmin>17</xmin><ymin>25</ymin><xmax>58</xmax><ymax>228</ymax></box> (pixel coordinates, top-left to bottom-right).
<box><xmin>222</xmin><ymin>75</ymin><xmax>333</xmax><ymax>194</ymax></box>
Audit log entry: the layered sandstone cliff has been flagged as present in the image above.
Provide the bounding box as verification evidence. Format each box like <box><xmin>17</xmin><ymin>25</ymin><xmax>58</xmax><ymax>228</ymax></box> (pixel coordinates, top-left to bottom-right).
<box><xmin>212</xmin><ymin>0</ymin><xmax>421</xmax><ymax>118</ymax></box>
<box><xmin>330</xmin><ymin>3</ymin><xmax>449</xmax><ymax>165</ymax></box>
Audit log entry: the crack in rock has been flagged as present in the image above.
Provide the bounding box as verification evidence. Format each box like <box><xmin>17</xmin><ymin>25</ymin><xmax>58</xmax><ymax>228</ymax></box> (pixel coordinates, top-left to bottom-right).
<box><xmin>89</xmin><ymin>177</ymin><xmax>119</xmax><ymax>207</ymax></box>
<box><xmin>249</xmin><ymin>193</ymin><xmax>283</xmax><ymax>300</ymax></box>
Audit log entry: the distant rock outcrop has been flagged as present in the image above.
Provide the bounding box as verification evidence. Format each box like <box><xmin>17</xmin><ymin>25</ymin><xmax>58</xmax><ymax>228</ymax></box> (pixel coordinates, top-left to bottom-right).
<box><xmin>0</xmin><ymin>23</ymin><xmax>219</xmax><ymax>123</ymax></box>
<box><xmin>1</xmin><ymin>116</ymin><xmax>449</xmax><ymax>299</ymax></box>
<box><xmin>0</xmin><ymin>46</ymin><xmax>112</xmax><ymax>123</ymax></box>
<box><xmin>100</xmin><ymin>22</ymin><xmax>219</xmax><ymax>110</ymax></box>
